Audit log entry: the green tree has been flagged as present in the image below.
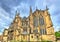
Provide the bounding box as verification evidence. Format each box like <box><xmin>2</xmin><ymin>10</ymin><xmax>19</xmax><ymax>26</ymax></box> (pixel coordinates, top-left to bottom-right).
<box><xmin>55</xmin><ymin>31</ymin><xmax>60</xmax><ymax>37</ymax></box>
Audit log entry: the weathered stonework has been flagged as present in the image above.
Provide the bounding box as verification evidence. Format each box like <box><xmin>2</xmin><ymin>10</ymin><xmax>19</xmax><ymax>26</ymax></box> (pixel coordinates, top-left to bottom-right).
<box><xmin>1</xmin><ymin>7</ymin><xmax>56</xmax><ymax>42</ymax></box>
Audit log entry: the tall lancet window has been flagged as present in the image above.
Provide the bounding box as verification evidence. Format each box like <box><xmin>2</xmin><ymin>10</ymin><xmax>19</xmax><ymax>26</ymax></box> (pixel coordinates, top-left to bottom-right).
<box><xmin>34</xmin><ymin>29</ymin><xmax>38</xmax><ymax>33</ymax></box>
<box><xmin>33</xmin><ymin>16</ymin><xmax>38</xmax><ymax>27</ymax></box>
<box><xmin>23</xmin><ymin>28</ymin><xmax>27</xmax><ymax>34</ymax></box>
<box><xmin>39</xmin><ymin>15</ymin><xmax>44</xmax><ymax>26</ymax></box>
<box><xmin>40</xmin><ymin>28</ymin><xmax>46</xmax><ymax>35</ymax></box>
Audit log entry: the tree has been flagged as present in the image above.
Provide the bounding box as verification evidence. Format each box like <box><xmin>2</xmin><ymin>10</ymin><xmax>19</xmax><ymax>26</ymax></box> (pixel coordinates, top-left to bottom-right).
<box><xmin>55</xmin><ymin>31</ymin><xmax>60</xmax><ymax>37</ymax></box>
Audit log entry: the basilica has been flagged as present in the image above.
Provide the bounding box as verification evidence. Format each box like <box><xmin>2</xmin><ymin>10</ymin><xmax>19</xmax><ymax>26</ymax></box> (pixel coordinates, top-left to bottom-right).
<box><xmin>2</xmin><ymin>7</ymin><xmax>55</xmax><ymax>42</ymax></box>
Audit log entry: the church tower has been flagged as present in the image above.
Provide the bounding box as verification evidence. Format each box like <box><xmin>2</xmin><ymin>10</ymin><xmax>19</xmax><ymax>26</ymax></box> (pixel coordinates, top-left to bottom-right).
<box><xmin>29</xmin><ymin>6</ymin><xmax>34</xmax><ymax>33</ymax></box>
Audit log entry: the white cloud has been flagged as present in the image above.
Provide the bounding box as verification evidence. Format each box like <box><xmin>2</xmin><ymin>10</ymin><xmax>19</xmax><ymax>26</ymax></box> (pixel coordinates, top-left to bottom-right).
<box><xmin>43</xmin><ymin>0</ymin><xmax>47</xmax><ymax>7</ymax></box>
<box><xmin>0</xmin><ymin>33</ymin><xmax>2</xmax><ymax>35</ymax></box>
<box><xmin>0</xmin><ymin>7</ymin><xmax>12</xmax><ymax>33</ymax></box>
<box><xmin>11</xmin><ymin>2</ymin><xmax>30</xmax><ymax>17</ymax></box>
<box><xmin>49</xmin><ymin>5</ymin><xmax>56</xmax><ymax>14</ymax></box>
<box><xmin>12</xmin><ymin>2</ymin><xmax>29</xmax><ymax>11</ymax></box>
<box><xmin>53</xmin><ymin>25</ymin><xmax>60</xmax><ymax>32</ymax></box>
<box><xmin>0</xmin><ymin>7</ymin><xmax>12</xmax><ymax>20</ymax></box>
<box><xmin>45</xmin><ymin>0</ymin><xmax>57</xmax><ymax>3</ymax></box>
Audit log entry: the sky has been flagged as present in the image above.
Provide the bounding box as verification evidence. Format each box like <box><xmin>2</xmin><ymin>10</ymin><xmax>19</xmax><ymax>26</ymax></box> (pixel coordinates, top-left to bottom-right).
<box><xmin>0</xmin><ymin>0</ymin><xmax>60</xmax><ymax>35</ymax></box>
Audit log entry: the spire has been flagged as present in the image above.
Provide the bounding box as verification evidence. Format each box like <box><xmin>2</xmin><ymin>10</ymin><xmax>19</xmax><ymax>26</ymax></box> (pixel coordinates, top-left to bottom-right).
<box><xmin>15</xmin><ymin>10</ymin><xmax>20</xmax><ymax>17</ymax></box>
<box><xmin>46</xmin><ymin>5</ymin><xmax>49</xmax><ymax>10</ymax></box>
<box><xmin>30</xmin><ymin>6</ymin><xmax>32</xmax><ymax>12</ymax></box>
<box><xmin>36</xmin><ymin>6</ymin><xmax>38</xmax><ymax>10</ymax></box>
<box><xmin>45</xmin><ymin>5</ymin><xmax>50</xmax><ymax>16</ymax></box>
<box><xmin>30</xmin><ymin>6</ymin><xmax>32</xmax><ymax>15</ymax></box>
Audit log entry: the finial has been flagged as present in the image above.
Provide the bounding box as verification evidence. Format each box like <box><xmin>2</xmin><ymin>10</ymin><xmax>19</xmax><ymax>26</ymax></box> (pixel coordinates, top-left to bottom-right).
<box><xmin>40</xmin><ymin>9</ymin><xmax>41</xmax><ymax>10</ymax></box>
<box><xmin>36</xmin><ymin>6</ymin><xmax>38</xmax><ymax>10</ymax></box>
<box><xmin>16</xmin><ymin>10</ymin><xmax>17</xmax><ymax>13</ymax></box>
<box><xmin>30</xmin><ymin>6</ymin><xmax>32</xmax><ymax>15</ymax></box>
<box><xmin>15</xmin><ymin>10</ymin><xmax>17</xmax><ymax>16</ymax></box>
<box><xmin>15</xmin><ymin>10</ymin><xmax>20</xmax><ymax>17</ymax></box>
<box><xmin>46</xmin><ymin>5</ymin><xmax>49</xmax><ymax>10</ymax></box>
<box><xmin>30</xmin><ymin>6</ymin><xmax>32</xmax><ymax>12</ymax></box>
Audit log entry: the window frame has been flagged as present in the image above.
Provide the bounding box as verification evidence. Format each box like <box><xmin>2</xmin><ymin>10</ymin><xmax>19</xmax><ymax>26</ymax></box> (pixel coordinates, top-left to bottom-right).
<box><xmin>33</xmin><ymin>16</ymin><xmax>38</xmax><ymax>27</ymax></box>
<box><xmin>39</xmin><ymin>15</ymin><xmax>44</xmax><ymax>26</ymax></box>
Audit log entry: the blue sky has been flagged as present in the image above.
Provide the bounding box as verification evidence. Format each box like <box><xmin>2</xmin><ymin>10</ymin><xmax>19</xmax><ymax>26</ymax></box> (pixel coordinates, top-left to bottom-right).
<box><xmin>0</xmin><ymin>0</ymin><xmax>60</xmax><ymax>35</ymax></box>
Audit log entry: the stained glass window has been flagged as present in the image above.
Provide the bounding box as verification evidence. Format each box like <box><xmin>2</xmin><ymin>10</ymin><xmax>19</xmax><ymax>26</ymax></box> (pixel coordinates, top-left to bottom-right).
<box><xmin>39</xmin><ymin>16</ymin><xmax>44</xmax><ymax>25</ymax></box>
<box><xmin>33</xmin><ymin>16</ymin><xmax>38</xmax><ymax>27</ymax></box>
<box><xmin>30</xmin><ymin>28</ymin><xmax>31</xmax><ymax>33</ymax></box>
<box><xmin>34</xmin><ymin>29</ymin><xmax>38</xmax><ymax>33</ymax></box>
<box><xmin>23</xmin><ymin>28</ymin><xmax>27</xmax><ymax>34</ymax></box>
<box><xmin>40</xmin><ymin>28</ymin><xmax>46</xmax><ymax>35</ymax></box>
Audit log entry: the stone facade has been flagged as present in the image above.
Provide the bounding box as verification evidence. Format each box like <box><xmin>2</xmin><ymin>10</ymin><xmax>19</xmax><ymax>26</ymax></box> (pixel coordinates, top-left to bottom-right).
<box><xmin>0</xmin><ymin>35</ymin><xmax>2</xmax><ymax>42</ymax></box>
<box><xmin>2</xmin><ymin>7</ymin><xmax>55</xmax><ymax>42</ymax></box>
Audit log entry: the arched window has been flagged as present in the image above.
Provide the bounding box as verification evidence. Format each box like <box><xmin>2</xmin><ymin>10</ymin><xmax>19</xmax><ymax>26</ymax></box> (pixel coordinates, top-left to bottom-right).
<box><xmin>40</xmin><ymin>28</ymin><xmax>46</xmax><ymax>35</ymax></box>
<box><xmin>39</xmin><ymin>15</ymin><xmax>44</xmax><ymax>26</ymax></box>
<box><xmin>23</xmin><ymin>28</ymin><xmax>27</xmax><ymax>34</ymax></box>
<box><xmin>34</xmin><ymin>29</ymin><xmax>38</xmax><ymax>33</ymax></box>
<box><xmin>30</xmin><ymin>28</ymin><xmax>31</xmax><ymax>33</ymax></box>
<box><xmin>33</xmin><ymin>16</ymin><xmax>38</xmax><ymax>27</ymax></box>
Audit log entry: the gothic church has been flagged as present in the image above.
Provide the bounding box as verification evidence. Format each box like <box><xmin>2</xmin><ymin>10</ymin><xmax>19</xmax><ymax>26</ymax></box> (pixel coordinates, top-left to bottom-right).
<box><xmin>2</xmin><ymin>6</ymin><xmax>55</xmax><ymax>42</ymax></box>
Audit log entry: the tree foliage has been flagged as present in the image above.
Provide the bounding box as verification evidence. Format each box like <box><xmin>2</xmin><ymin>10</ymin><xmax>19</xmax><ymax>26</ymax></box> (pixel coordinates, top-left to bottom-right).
<box><xmin>55</xmin><ymin>31</ymin><xmax>60</xmax><ymax>37</ymax></box>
